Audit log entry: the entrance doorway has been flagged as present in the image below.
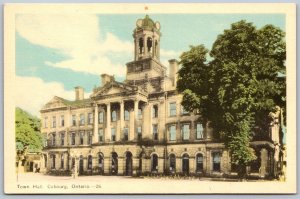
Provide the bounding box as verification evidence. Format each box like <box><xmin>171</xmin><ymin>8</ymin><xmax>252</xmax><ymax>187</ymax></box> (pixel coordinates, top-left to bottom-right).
<box><xmin>125</xmin><ymin>152</ymin><xmax>133</xmax><ymax>176</ymax></box>
<box><xmin>111</xmin><ymin>152</ymin><xmax>118</xmax><ymax>175</ymax></box>
<box><xmin>151</xmin><ymin>154</ymin><xmax>158</xmax><ymax>172</ymax></box>
<box><xmin>182</xmin><ymin>154</ymin><xmax>189</xmax><ymax>175</ymax></box>
<box><xmin>79</xmin><ymin>155</ymin><xmax>84</xmax><ymax>175</ymax></box>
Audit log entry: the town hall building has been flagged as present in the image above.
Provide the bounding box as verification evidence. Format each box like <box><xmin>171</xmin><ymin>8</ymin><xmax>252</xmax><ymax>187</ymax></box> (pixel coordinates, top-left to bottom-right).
<box><xmin>40</xmin><ymin>15</ymin><xmax>283</xmax><ymax>178</ymax></box>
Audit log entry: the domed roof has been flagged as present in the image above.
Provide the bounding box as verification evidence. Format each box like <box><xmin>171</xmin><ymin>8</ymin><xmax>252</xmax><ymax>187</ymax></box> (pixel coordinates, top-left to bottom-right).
<box><xmin>141</xmin><ymin>15</ymin><xmax>155</xmax><ymax>28</ymax></box>
<box><xmin>136</xmin><ymin>15</ymin><xmax>160</xmax><ymax>32</ymax></box>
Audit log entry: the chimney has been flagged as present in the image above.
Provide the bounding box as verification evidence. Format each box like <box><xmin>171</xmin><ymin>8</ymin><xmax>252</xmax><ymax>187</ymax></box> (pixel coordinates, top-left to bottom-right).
<box><xmin>168</xmin><ymin>59</ymin><xmax>179</xmax><ymax>86</ymax></box>
<box><xmin>75</xmin><ymin>86</ymin><xmax>84</xmax><ymax>101</ymax></box>
<box><xmin>101</xmin><ymin>74</ymin><xmax>115</xmax><ymax>86</ymax></box>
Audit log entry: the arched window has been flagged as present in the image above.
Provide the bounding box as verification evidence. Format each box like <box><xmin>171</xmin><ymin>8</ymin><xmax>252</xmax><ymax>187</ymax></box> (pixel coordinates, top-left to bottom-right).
<box><xmin>112</xmin><ymin>110</ymin><xmax>117</xmax><ymax>122</ymax></box>
<box><xmin>196</xmin><ymin>153</ymin><xmax>203</xmax><ymax>172</ymax></box>
<box><xmin>88</xmin><ymin>155</ymin><xmax>93</xmax><ymax>170</ymax></box>
<box><xmin>151</xmin><ymin>154</ymin><xmax>158</xmax><ymax>172</ymax></box>
<box><xmin>139</xmin><ymin>38</ymin><xmax>144</xmax><ymax>54</ymax></box>
<box><xmin>169</xmin><ymin>154</ymin><xmax>176</xmax><ymax>173</ymax></box>
<box><xmin>147</xmin><ymin>37</ymin><xmax>153</xmax><ymax>52</ymax></box>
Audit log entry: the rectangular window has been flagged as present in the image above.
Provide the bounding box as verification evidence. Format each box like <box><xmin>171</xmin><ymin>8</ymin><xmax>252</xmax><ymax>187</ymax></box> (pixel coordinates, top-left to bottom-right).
<box><xmin>44</xmin><ymin>117</ymin><xmax>48</xmax><ymax>128</ymax></box>
<box><xmin>138</xmin><ymin>108</ymin><xmax>142</xmax><ymax>120</ymax></box>
<box><xmin>60</xmin><ymin>115</ymin><xmax>64</xmax><ymax>127</ymax></box>
<box><xmin>88</xmin><ymin>131</ymin><xmax>92</xmax><ymax>145</ymax></box>
<box><xmin>124</xmin><ymin>110</ymin><xmax>130</xmax><ymax>121</ymax></box>
<box><xmin>52</xmin><ymin>116</ymin><xmax>56</xmax><ymax>128</ymax></box>
<box><xmin>99</xmin><ymin>112</ymin><xmax>104</xmax><ymax>123</ymax></box>
<box><xmin>169</xmin><ymin>125</ymin><xmax>176</xmax><ymax>141</ymax></box>
<box><xmin>72</xmin><ymin>115</ymin><xmax>76</xmax><ymax>126</ymax></box>
<box><xmin>111</xmin><ymin>111</ymin><xmax>117</xmax><ymax>122</ymax></box>
<box><xmin>60</xmin><ymin>132</ymin><xmax>65</xmax><ymax>146</ymax></box>
<box><xmin>152</xmin><ymin>124</ymin><xmax>158</xmax><ymax>140</ymax></box>
<box><xmin>181</xmin><ymin>105</ymin><xmax>189</xmax><ymax>115</ymax></box>
<box><xmin>124</xmin><ymin>127</ymin><xmax>129</xmax><ymax>141</ymax></box>
<box><xmin>196</xmin><ymin>154</ymin><xmax>204</xmax><ymax>172</ymax></box>
<box><xmin>52</xmin><ymin>133</ymin><xmax>56</xmax><ymax>146</ymax></box>
<box><xmin>196</xmin><ymin>123</ymin><xmax>204</xmax><ymax>139</ymax></box>
<box><xmin>111</xmin><ymin>128</ymin><xmax>116</xmax><ymax>141</ymax></box>
<box><xmin>169</xmin><ymin>102</ymin><xmax>177</xmax><ymax>117</ymax></box>
<box><xmin>212</xmin><ymin>152</ymin><xmax>221</xmax><ymax>172</ymax></box>
<box><xmin>137</xmin><ymin>126</ymin><xmax>142</xmax><ymax>140</ymax></box>
<box><xmin>80</xmin><ymin>114</ymin><xmax>85</xmax><ymax>125</ymax></box>
<box><xmin>80</xmin><ymin>132</ymin><xmax>84</xmax><ymax>145</ymax></box>
<box><xmin>181</xmin><ymin>124</ymin><xmax>190</xmax><ymax>140</ymax></box>
<box><xmin>88</xmin><ymin>113</ymin><xmax>93</xmax><ymax>124</ymax></box>
<box><xmin>98</xmin><ymin>129</ymin><xmax>103</xmax><ymax>142</ymax></box>
<box><xmin>71</xmin><ymin>132</ymin><xmax>76</xmax><ymax>145</ymax></box>
<box><xmin>152</xmin><ymin>105</ymin><xmax>158</xmax><ymax>118</ymax></box>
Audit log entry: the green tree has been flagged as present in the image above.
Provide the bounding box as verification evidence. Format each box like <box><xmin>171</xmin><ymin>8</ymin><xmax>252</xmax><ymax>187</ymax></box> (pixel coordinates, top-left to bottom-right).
<box><xmin>15</xmin><ymin>107</ymin><xmax>43</xmax><ymax>164</ymax></box>
<box><xmin>177</xmin><ymin>21</ymin><xmax>286</xmax><ymax>178</ymax></box>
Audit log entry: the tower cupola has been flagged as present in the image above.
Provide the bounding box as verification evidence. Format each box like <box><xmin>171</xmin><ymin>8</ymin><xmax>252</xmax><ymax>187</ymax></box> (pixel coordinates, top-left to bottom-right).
<box><xmin>133</xmin><ymin>15</ymin><xmax>161</xmax><ymax>61</ymax></box>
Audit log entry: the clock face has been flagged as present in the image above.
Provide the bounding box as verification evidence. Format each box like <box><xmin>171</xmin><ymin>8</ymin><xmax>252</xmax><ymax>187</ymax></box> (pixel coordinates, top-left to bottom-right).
<box><xmin>155</xmin><ymin>22</ymin><xmax>160</xmax><ymax>30</ymax></box>
<box><xmin>136</xmin><ymin>19</ymin><xmax>142</xmax><ymax>27</ymax></box>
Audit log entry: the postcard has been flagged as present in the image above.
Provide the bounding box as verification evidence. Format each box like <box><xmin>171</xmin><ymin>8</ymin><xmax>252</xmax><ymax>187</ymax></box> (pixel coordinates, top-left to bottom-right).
<box><xmin>4</xmin><ymin>3</ymin><xmax>296</xmax><ymax>194</ymax></box>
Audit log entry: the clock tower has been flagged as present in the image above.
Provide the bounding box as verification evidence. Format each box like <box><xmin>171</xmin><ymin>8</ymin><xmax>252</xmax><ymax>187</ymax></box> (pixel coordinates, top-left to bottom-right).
<box><xmin>126</xmin><ymin>15</ymin><xmax>166</xmax><ymax>90</ymax></box>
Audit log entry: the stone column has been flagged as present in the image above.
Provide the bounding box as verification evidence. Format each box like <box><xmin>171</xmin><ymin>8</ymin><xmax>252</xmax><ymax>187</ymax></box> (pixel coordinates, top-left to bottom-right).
<box><xmin>260</xmin><ymin>148</ymin><xmax>268</xmax><ymax>177</ymax></box>
<box><xmin>190</xmin><ymin>157</ymin><xmax>195</xmax><ymax>174</ymax></box>
<box><xmin>206</xmin><ymin>150</ymin><xmax>211</xmax><ymax>173</ymax></box>
<box><xmin>176</xmin><ymin>157</ymin><xmax>181</xmax><ymax>173</ymax></box>
<box><xmin>129</xmin><ymin>108</ymin><xmax>135</xmax><ymax>141</ymax></box>
<box><xmin>118</xmin><ymin>157</ymin><xmax>124</xmax><ymax>175</ymax></box>
<box><xmin>132</xmin><ymin>157</ymin><xmax>139</xmax><ymax>175</ymax></box>
<box><xmin>143</xmin><ymin>103</ymin><xmax>149</xmax><ymax>139</ymax></box>
<box><xmin>104</xmin><ymin>157</ymin><xmax>110</xmax><ymax>174</ymax></box>
<box><xmin>221</xmin><ymin>150</ymin><xmax>229</xmax><ymax>173</ymax></box>
<box><xmin>106</xmin><ymin>103</ymin><xmax>111</xmax><ymax>142</ymax></box>
<box><xmin>119</xmin><ymin>101</ymin><xmax>124</xmax><ymax>141</ymax></box>
<box><xmin>93</xmin><ymin>104</ymin><xmax>98</xmax><ymax>143</ymax></box>
<box><xmin>158</xmin><ymin>157</ymin><xmax>164</xmax><ymax>174</ymax></box>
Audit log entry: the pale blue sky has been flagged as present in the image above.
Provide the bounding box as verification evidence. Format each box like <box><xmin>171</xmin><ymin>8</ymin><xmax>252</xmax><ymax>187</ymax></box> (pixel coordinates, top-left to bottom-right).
<box><xmin>16</xmin><ymin>14</ymin><xmax>285</xmax><ymax>113</ymax></box>
<box><xmin>16</xmin><ymin>14</ymin><xmax>285</xmax><ymax>93</ymax></box>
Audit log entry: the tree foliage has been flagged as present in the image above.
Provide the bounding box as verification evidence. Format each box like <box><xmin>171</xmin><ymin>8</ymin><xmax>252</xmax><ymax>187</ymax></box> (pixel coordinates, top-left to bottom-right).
<box><xmin>15</xmin><ymin>107</ymin><xmax>43</xmax><ymax>153</ymax></box>
<box><xmin>177</xmin><ymin>20</ymin><xmax>286</xmax><ymax>175</ymax></box>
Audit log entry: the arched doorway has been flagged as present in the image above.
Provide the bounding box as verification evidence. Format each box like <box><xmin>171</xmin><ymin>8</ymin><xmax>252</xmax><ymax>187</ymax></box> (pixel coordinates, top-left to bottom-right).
<box><xmin>125</xmin><ymin>152</ymin><xmax>133</xmax><ymax>176</ymax></box>
<box><xmin>79</xmin><ymin>155</ymin><xmax>84</xmax><ymax>175</ymax></box>
<box><xmin>182</xmin><ymin>153</ymin><xmax>189</xmax><ymax>175</ymax></box>
<box><xmin>111</xmin><ymin>152</ymin><xmax>118</xmax><ymax>175</ymax></box>
<box><xmin>151</xmin><ymin>154</ymin><xmax>158</xmax><ymax>172</ymax></box>
<box><xmin>98</xmin><ymin>153</ymin><xmax>104</xmax><ymax>174</ymax></box>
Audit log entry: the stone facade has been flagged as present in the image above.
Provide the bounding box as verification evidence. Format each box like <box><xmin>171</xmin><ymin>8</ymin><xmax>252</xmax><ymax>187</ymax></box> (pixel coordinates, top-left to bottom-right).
<box><xmin>40</xmin><ymin>15</ymin><xmax>282</xmax><ymax>178</ymax></box>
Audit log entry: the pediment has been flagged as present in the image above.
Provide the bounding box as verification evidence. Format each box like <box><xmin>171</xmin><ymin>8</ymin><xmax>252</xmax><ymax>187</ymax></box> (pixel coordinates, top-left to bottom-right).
<box><xmin>91</xmin><ymin>82</ymin><xmax>136</xmax><ymax>98</ymax></box>
<box><xmin>41</xmin><ymin>96</ymin><xmax>68</xmax><ymax>110</ymax></box>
